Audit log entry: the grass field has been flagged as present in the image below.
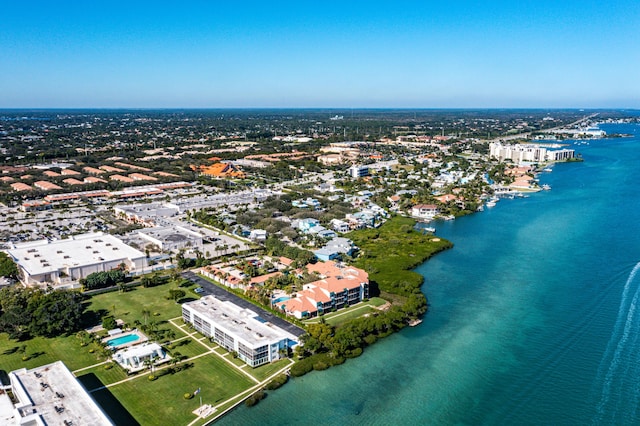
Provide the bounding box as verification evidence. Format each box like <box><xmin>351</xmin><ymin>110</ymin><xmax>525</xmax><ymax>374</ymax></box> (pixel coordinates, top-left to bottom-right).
<box><xmin>104</xmin><ymin>353</ymin><xmax>256</xmax><ymax>425</ymax></box>
<box><xmin>85</xmin><ymin>283</ymin><xmax>187</xmax><ymax>325</ymax></box>
<box><xmin>324</xmin><ymin>305</ymin><xmax>376</xmax><ymax>326</ymax></box>
<box><xmin>250</xmin><ymin>358</ymin><xmax>292</xmax><ymax>382</ymax></box>
<box><xmin>0</xmin><ymin>278</ymin><xmax>296</xmax><ymax>426</ymax></box>
<box><xmin>303</xmin><ymin>297</ymin><xmax>388</xmax><ymax>327</ymax></box>
<box><xmin>0</xmin><ymin>333</ymin><xmax>106</xmax><ymax>373</ymax></box>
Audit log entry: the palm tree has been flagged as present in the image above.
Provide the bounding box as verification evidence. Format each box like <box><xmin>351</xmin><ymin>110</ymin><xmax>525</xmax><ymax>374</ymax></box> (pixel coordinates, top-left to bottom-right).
<box><xmin>143</xmin><ymin>358</ymin><xmax>153</xmax><ymax>374</ymax></box>
<box><xmin>170</xmin><ymin>357</ymin><xmax>179</xmax><ymax>372</ymax></box>
<box><xmin>97</xmin><ymin>345</ymin><xmax>113</xmax><ymax>362</ymax></box>
<box><xmin>142</xmin><ymin>309</ymin><xmax>151</xmax><ymax>326</ymax></box>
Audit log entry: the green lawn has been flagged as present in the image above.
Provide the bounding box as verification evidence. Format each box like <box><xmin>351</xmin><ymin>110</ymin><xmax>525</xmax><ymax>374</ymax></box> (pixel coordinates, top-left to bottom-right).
<box><xmin>325</xmin><ymin>306</ymin><xmax>376</xmax><ymax>327</ymax></box>
<box><xmin>0</xmin><ymin>333</ymin><xmax>105</xmax><ymax>374</ymax></box>
<box><xmin>303</xmin><ymin>305</ymin><xmax>375</xmax><ymax>327</ymax></box>
<box><xmin>213</xmin><ymin>346</ymin><xmax>227</xmax><ymax>355</ymax></box>
<box><xmin>250</xmin><ymin>358</ymin><xmax>292</xmax><ymax>382</ymax></box>
<box><xmin>368</xmin><ymin>297</ymin><xmax>388</xmax><ymax>307</ymax></box>
<box><xmin>75</xmin><ymin>363</ymin><xmax>128</xmax><ymax>387</ymax></box>
<box><xmin>165</xmin><ymin>336</ymin><xmax>210</xmax><ymax>360</ymax></box>
<box><xmin>303</xmin><ymin>298</ymin><xmax>387</xmax><ymax>327</ymax></box>
<box><xmin>85</xmin><ymin>283</ymin><xmax>186</xmax><ymax>326</ymax></box>
<box><xmin>226</xmin><ymin>354</ymin><xmax>247</xmax><ymax>368</ymax></box>
<box><xmin>105</xmin><ymin>353</ymin><xmax>255</xmax><ymax>425</ymax></box>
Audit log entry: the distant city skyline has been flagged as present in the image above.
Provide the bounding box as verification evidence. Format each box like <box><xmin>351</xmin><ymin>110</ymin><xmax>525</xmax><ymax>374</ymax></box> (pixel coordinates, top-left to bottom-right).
<box><xmin>2</xmin><ymin>1</ymin><xmax>639</xmax><ymax>109</ymax></box>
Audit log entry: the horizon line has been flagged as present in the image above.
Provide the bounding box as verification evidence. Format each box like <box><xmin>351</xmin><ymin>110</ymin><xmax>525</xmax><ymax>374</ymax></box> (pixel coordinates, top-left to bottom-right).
<box><xmin>0</xmin><ymin>106</ymin><xmax>638</xmax><ymax>111</ymax></box>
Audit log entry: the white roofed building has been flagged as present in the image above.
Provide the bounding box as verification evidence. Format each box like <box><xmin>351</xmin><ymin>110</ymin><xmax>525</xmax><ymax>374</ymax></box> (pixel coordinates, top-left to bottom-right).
<box><xmin>1</xmin><ymin>361</ymin><xmax>113</xmax><ymax>426</ymax></box>
<box><xmin>182</xmin><ymin>296</ymin><xmax>297</xmax><ymax>367</ymax></box>
<box><xmin>137</xmin><ymin>226</ymin><xmax>203</xmax><ymax>252</ymax></box>
<box><xmin>5</xmin><ymin>233</ymin><xmax>147</xmax><ymax>288</ymax></box>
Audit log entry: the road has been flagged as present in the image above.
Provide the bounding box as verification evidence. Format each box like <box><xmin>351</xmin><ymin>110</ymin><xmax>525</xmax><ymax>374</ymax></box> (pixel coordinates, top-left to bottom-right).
<box><xmin>488</xmin><ymin>113</ymin><xmax>600</xmax><ymax>143</ymax></box>
<box><xmin>181</xmin><ymin>271</ymin><xmax>306</xmax><ymax>338</ymax></box>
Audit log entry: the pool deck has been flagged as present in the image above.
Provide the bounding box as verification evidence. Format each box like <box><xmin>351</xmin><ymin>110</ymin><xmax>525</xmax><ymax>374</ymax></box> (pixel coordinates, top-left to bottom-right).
<box><xmin>101</xmin><ymin>329</ymin><xmax>149</xmax><ymax>350</ymax></box>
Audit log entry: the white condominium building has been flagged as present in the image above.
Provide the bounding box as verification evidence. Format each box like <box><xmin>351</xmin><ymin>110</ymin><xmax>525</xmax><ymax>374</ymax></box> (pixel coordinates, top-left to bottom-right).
<box><xmin>490</xmin><ymin>142</ymin><xmax>574</xmax><ymax>164</ymax></box>
<box><xmin>182</xmin><ymin>296</ymin><xmax>297</xmax><ymax>367</ymax></box>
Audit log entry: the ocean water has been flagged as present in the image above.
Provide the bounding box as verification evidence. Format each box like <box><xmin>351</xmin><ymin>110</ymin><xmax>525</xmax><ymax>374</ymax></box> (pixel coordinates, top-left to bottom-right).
<box><xmin>217</xmin><ymin>123</ymin><xmax>640</xmax><ymax>425</ymax></box>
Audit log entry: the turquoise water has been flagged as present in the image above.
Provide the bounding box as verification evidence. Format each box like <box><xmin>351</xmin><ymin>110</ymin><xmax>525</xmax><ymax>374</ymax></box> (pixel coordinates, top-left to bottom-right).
<box><xmin>218</xmin><ymin>123</ymin><xmax>640</xmax><ymax>425</ymax></box>
<box><xmin>106</xmin><ymin>333</ymin><xmax>140</xmax><ymax>347</ymax></box>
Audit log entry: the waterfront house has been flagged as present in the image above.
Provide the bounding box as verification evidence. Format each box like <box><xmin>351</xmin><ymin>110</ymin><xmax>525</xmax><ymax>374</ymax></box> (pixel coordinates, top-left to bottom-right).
<box><xmin>330</xmin><ymin>219</ymin><xmax>350</xmax><ymax>233</ymax></box>
<box><xmin>411</xmin><ymin>204</ymin><xmax>439</xmax><ymax>220</ymax></box>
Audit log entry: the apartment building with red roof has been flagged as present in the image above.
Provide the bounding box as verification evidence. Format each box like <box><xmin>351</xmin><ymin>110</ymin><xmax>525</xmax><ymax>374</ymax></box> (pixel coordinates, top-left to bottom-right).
<box><xmin>11</xmin><ymin>182</ymin><xmax>32</xmax><ymax>192</ymax></box>
<box><xmin>110</xmin><ymin>174</ymin><xmax>134</xmax><ymax>183</ymax></box>
<box><xmin>194</xmin><ymin>162</ymin><xmax>246</xmax><ymax>179</ymax></box>
<box><xmin>100</xmin><ymin>165</ymin><xmax>126</xmax><ymax>173</ymax></box>
<box><xmin>115</xmin><ymin>162</ymin><xmax>152</xmax><ymax>171</ymax></box>
<box><xmin>61</xmin><ymin>168</ymin><xmax>81</xmax><ymax>176</ymax></box>
<box><xmin>84</xmin><ymin>176</ymin><xmax>107</xmax><ymax>184</ymax></box>
<box><xmin>153</xmin><ymin>171</ymin><xmax>180</xmax><ymax>178</ymax></box>
<box><xmin>277</xmin><ymin>260</ymin><xmax>369</xmax><ymax>319</ymax></box>
<box><xmin>129</xmin><ymin>173</ymin><xmax>157</xmax><ymax>181</ymax></box>
<box><xmin>83</xmin><ymin>166</ymin><xmax>105</xmax><ymax>175</ymax></box>
<box><xmin>34</xmin><ymin>181</ymin><xmax>63</xmax><ymax>191</ymax></box>
<box><xmin>63</xmin><ymin>178</ymin><xmax>85</xmax><ymax>186</ymax></box>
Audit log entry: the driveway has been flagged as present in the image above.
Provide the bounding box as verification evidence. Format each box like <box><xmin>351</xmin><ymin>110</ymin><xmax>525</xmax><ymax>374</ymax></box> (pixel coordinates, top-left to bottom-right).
<box><xmin>181</xmin><ymin>271</ymin><xmax>305</xmax><ymax>338</ymax></box>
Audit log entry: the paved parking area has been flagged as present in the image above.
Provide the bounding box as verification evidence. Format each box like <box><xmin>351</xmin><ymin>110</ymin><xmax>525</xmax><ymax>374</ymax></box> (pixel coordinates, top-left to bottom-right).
<box><xmin>181</xmin><ymin>271</ymin><xmax>305</xmax><ymax>338</ymax></box>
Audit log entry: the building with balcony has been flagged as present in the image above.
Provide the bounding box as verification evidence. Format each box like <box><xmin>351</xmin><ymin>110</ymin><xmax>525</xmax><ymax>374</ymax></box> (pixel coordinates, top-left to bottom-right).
<box><xmin>277</xmin><ymin>260</ymin><xmax>369</xmax><ymax>319</ymax></box>
<box><xmin>182</xmin><ymin>296</ymin><xmax>297</xmax><ymax>367</ymax></box>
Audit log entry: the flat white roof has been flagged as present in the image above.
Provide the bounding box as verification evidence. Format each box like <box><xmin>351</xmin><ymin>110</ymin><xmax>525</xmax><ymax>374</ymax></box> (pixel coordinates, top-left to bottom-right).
<box><xmin>9</xmin><ymin>361</ymin><xmax>113</xmax><ymax>425</ymax></box>
<box><xmin>114</xmin><ymin>342</ymin><xmax>166</xmax><ymax>363</ymax></box>
<box><xmin>6</xmin><ymin>232</ymin><xmax>145</xmax><ymax>276</ymax></box>
<box><xmin>138</xmin><ymin>225</ymin><xmax>202</xmax><ymax>243</ymax></box>
<box><xmin>184</xmin><ymin>295</ymin><xmax>296</xmax><ymax>347</ymax></box>
<box><xmin>115</xmin><ymin>202</ymin><xmax>179</xmax><ymax>215</ymax></box>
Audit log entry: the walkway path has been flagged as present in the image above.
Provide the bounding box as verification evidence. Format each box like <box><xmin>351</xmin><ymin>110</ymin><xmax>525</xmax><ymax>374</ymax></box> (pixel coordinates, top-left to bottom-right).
<box><xmin>186</xmin><ymin>358</ymin><xmax>294</xmax><ymax>426</ymax></box>
<box><xmin>79</xmin><ymin>315</ymin><xmax>262</xmax><ymax>394</ymax></box>
<box><xmin>74</xmin><ymin>316</ymin><xmax>294</xmax><ymax>425</ymax></box>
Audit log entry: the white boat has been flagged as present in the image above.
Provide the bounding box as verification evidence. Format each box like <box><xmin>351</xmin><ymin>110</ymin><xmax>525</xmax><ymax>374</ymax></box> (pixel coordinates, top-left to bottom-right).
<box><xmin>543</xmin><ymin>168</ymin><xmax>552</xmax><ymax>172</ymax></box>
<box><xmin>408</xmin><ymin>318</ymin><xmax>423</xmax><ymax>327</ymax></box>
<box><xmin>486</xmin><ymin>201</ymin><xmax>497</xmax><ymax>208</ymax></box>
<box><xmin>542</xmin><ymin>184</ymin><xmax>551</xmax><ymax>190</ymax></box>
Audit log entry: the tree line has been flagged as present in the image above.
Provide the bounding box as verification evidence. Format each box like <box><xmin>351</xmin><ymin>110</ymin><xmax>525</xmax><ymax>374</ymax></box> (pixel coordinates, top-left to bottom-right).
<box><xmin>0</xmin><ymin>286</ymin><xmax>85</xmax><ymax>340</ymax></box>
<box><xmin>291</xmin><ymin>293</ymin><xmax>427</xmax><ymax>376</ymax></box>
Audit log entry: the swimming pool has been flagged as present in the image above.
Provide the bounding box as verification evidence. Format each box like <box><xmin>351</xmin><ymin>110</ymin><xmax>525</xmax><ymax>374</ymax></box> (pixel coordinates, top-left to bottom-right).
<box><xmin>106</xmin><ymin>333</ymin><xmax>140</xmax><ymax>347</ymax></box>
<box><xmin>272</xmin><ymin>296</ymin><xmax>290</xmax><ymax>304</ymax></box>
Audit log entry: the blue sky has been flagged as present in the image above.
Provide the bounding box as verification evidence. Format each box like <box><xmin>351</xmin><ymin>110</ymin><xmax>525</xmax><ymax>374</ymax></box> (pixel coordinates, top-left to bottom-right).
<box><xmin>1</xmin><ymin>0</ymin><xmax>638</xmax><ymax>108</ymax></box>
